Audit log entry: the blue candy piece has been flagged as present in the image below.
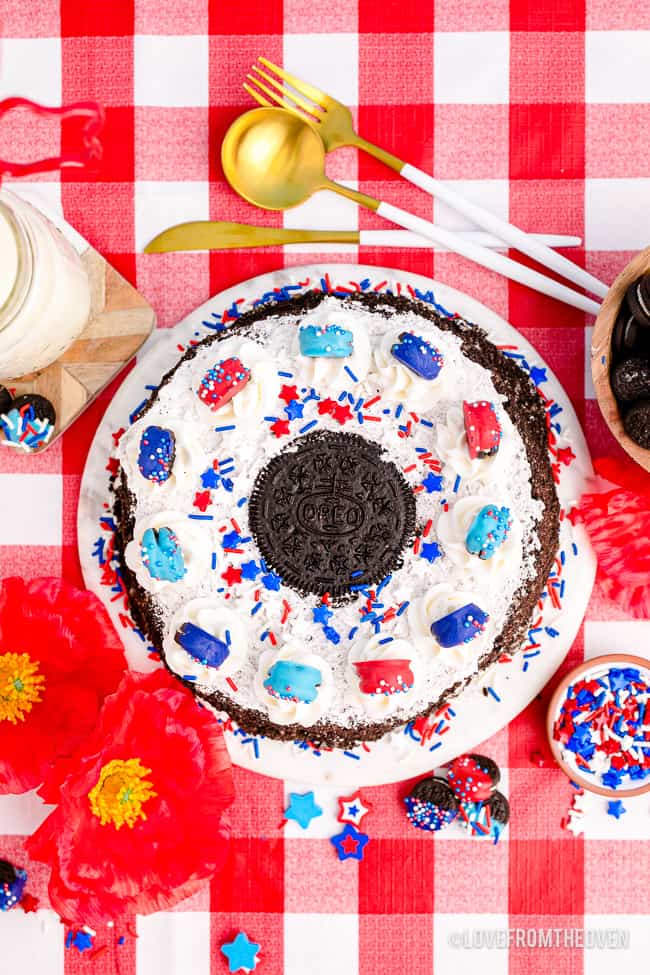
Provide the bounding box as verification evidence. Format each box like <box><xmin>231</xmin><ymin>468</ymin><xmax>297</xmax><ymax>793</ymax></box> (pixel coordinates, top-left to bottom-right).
<box><xmin>141</xmin><ymin>527</ymin><xmax>186</xmax><ymax>582</ymax></box>
<box><xmin>299</xmin><ymin>324</ymin><xmax>353</xmax><ymax>358</ymax></box>
<box><xmin>465</xmin><ymin>504</ymin><xmax>512</xmax><ymax>560</ymax></box>
<box><xmin>137</xmin><ymin>425</ymin><xmax>176</xmax><ymax>484</ymax></box>
<box><xmin>264</xmin><ymin>660</ymin><xmax>321</xmax><ymax>703</ymax></box>
<box><xmin>390</xmin><ymin>331</ymin><xmax>444</xmax><ymax>380</ymax></box>
<box><xmin>431</xmin><ymin>602</ymin><xmax>489</xmax><ymax>648</ymax></box>
<box><xmin>0</xmin><ymin>866</ymin><xmax>27</xmax><ymax>911</ymax></box>
<box><xmin>175</xmin><ymin>621</ymin><xmax>230</xmax><ymax>668</ymax></box>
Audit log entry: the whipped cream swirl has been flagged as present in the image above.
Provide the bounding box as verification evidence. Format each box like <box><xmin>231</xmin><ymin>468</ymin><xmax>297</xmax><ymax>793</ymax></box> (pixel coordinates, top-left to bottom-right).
<box><xmin>254</xmin><ymin>644</ymin><xmax>334</xmax><ymax>727</ymax></box>
<box><xmin>408</xmin><ymin>582</ymin><xmax>489</xmax><ymax>665</ymax></box>
<box><xmin>437</xmin><ymin>495</ymin><xmax>522</xmax><ymax>582</ymax></box>
<box><xmin>192</xmin><ymin>335</ymin><xmax>280</xmax><ymax>424</ymax></box>
<box><xmin>124</xmin><ymin>510</ymin><xmax>215</xmax><ymax>594</ymax></box>
<box><xmin>118</xmin><ymin>415</ymin><xmax>205</xmax><ymax>501</ymax></box>
<box><xmin>346</xmin><ymin>633</ymin><xmax>421</xmax><ymax>718</ymax></box>
<box><xmin>292</xmin><ymin>305</ymin><xmax>372</xmax><ymax>388</ymax></box>
<box><xmin>436</xmin><ymin>405</ymin><xmax>511</xmax><ymax>480</ymax></box>
<box><xmin>370</xmin><ymin>327</ymin><xmax>452</xmax><ymax>406</ymax></box>
<box><xmin>164</xmin><ymin>599</ymin><xmax>249</xmax><ymax>682</ymax></box>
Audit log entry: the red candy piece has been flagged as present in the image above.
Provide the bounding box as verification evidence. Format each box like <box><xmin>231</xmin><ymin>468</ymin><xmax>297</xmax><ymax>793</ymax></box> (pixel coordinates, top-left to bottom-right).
<box><xmin>193</xmin><ymin>490</ymin><xmax>212</xmax><ymax>512</ymax></box>
<box><xmin>318</xmin><ymin>397</ymin><xmax>337</xmax><ymax>415</ymax></box>
<box><xmin>279</xmin><ymin>384</ymin><xmax>299</xmax><ymax>404</ymax></box>
<box><xmin>353</xmin><ymin>659</ymin><xmax>414</xmax><ymax>696</ymax></box>
<box><xmin>463</xmin><ymin>401</ymin><xmax>501</xmax><ymax>459</ymax></box>
<box><xmin>270</xmin><ymin>419</ymin><xmax>290</xmax><ymax>438</ymax></box>
<box><xmin>198</xmin><ymin>357</ymin><xmax>250</xmax><ymax>411</ymax></box>
<box><xmin>332</xmin><ymin>403</ymin><xmax>353</xmax><ymax>425</ymax></box>
<box><xmin>221</xmin><ymin>565</ymin><xmax>242</xmax><ymax>586</ymax></box>
<box><xmin>447</xmin><ymin>754</ymin><xmax>494</xmax><ymax>802</ymax></box>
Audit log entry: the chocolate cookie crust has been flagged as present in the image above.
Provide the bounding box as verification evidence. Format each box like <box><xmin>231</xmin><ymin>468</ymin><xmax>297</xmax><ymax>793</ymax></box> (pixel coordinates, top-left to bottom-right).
<box><xmin>113</xmin><ymin>289</ymin><xmax>561</xmax><ymax>747</ymax></box>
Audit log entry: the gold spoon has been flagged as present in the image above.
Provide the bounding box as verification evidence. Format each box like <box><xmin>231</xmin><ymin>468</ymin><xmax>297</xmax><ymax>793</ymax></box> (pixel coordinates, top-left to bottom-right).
<box><xmin>221</xmin><ymin>108</ymin><xmax>601</xmax><ymax>315</ymax></box>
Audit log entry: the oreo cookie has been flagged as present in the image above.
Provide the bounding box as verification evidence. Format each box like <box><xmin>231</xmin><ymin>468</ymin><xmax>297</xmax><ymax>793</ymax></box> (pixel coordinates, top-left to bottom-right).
<box><xmin>611</xmin><ymin>358</ymin><xmax>650</xmax><ymax>403</ymax></box>
<box><xmin>0</xmin><ymin>385</ymin><xmax>12</xmax><ymax>415</ymax></box>
<box><xmin>10</xmin><ymin>394</ymin><xmax>56</xmax><ymax>426</ymax></box>
<box><xmin>447</xmin><ymin>752</ymin><xmax>500</xmax><ymax>802</ymax></box>
<box><xmin>612</xmin><ymin>306</ymin><xmax>650</xmax><ymax>361</ymax></box>
<box><xmin>404</xmin><ymin>776</ymin><xmax>459</xmax><ymax>832</ymax></box>
<box><xmin>623</xmin><ymin>399</ymin><xmax>650</xmax><ymax>450</ymax></box>
<box><xmin>487</xmin><ymin>790</ymin><xmax>510</xmax><ymax>829</ymax></box>
<box><xmin>0</xmin><ymin>859</ymin><xmax>16</xmax><ymax>886</ymax></box>
<box><xmin>249</xmin><ymin>430</ymin><xmax>416</xmax><ymax>598</ymax></box>
<box><xmin>625</xmin><ymin>276</ymin><xmax>650</xmax><ymax>328</ymax></box>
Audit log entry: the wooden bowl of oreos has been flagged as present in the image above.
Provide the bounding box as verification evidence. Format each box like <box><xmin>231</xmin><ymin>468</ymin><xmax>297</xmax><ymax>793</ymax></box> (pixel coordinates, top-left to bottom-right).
<box><xmin>592</xmin><ymin>246</ymin><xmax>650</xmax><ymax>472</ymax></box>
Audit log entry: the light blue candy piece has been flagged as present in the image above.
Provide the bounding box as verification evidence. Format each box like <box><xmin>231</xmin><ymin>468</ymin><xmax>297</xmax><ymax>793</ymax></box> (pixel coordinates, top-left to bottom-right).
<box><xmin>141</xmin><ymin>526</ymin><xmax>186</xmax><ymax>582</ymax></box>
<box><xmin>299</xmin><ymin>324</ymin><xmax>353</xmax><ymax>358</ymax></box>
<box><xmin>264</xmin><ymin>660</ymin><xmax>322</xmax><ymax>703</ymax></box>
<box><xmin>465</xmin><ymin>505</ymin><xmax>512</xmax><ymax>560</ymax></box>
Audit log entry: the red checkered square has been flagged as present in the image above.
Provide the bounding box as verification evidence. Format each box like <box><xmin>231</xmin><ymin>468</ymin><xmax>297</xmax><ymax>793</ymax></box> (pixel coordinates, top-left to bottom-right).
<box><xmin>359</xmin><ymin>34</ymin><xmax>433</xmax><ymax>106</ymax></box>
<box><xmin>434</xmin><ymin>105</ymin><xmax>508</xmax><ymax>179</ymax></box>
<box><xmin>358</xmin><ymin>105</ymin><xmax>433</xmax><ymax>183</ymax></box>
<box><xmin>359</xmin><ymin>914</ymin><xmax>432</xmax><ymax>975</ymax></box>
<box><xmin>510</xmin><ymin>105</ymin><xmax>585</xmax><ymax>180</ymax></box>
<box><xmin>62</xmin><ymin>106</ymin><xmax>134</xmax><ymax>184</ymax></box>
<box><xmin>211</xmin><ymin>838</ymin><xmax>284</xmax><ymax>913</ymax></box>
<box><xmin>209</xmin><ymin>0</ymin><xmax>283</xmax><ymax>36</ymax></box>
<box><xmin>0</xmin><ymin>105</ymin><xmax>59</xmax><ymax>178</ymax></box>
<box><xmin>509</xmin><ymin>840</ymin><xmax>584</xmax><ymax>915</ymax></box>
<box><xmin>434</xmin><ymin>841</ymin><xmax>509</xmax><ymax>913</ymax></box>
<box><xmin>61</xmin><ymin>37</ymin><xmax>134</xmax><ymax>107</ymax></box>
<box><xmin>585</xmin><ymin>841</ymin><xmax>650</xmax><ymax>913</ymax></box>
<box><xmin>208</xmin><ymin>35</ymin><xmax>283</xmax><ymax>108</ymax></box>
<box><xmin>285</xmin><ymin>839</ymin><xmax>359</xmax><ymax>913</ymax></box>
<box><xmin>586</xmin><ymin>105</ymin><xmax>650</xmax><ymax>178</ymax></box>
<box><xmin>228</xmin><ymin>768</ymin><xmax>286</xmax><ymax>838</ymax></box>
<box><xmin>134</xmin><ymin>0</ymin><xmax>209</xmax><ymax>34</ymax></box>
<box><xmin>359</xmin><ymin>838</ymin><xmax>434</xmax><ymax>914</ymax></box>
<box><xmin>0</xmin><ymin>439</ymin><xmax>61</xmax><ymax>475</ymax></box>
<box><xmin>359</xmin><ymin>0</ymin><xmax>433</xmax><ymax>33</ymax></box>
<box><xmin>510</xmin><ymin>0</ymin><xmax>585</xmax><ymax>31</ymax></box>
<box><xmin>516</xmin><ymin>326</ymin><xmax>585</xmax><ymax>405</ymax></box>
<box><xmin>60</xmin><ymin>0</ymin><xmax>134</xmax><ymax>36</ymax></box>
<box><xmin>508</xmin><ymin>768</ymin><xmax>580</xmax><ymax>840</ymax></box>
<box><xmin>583</xmin><ymin>401</ymin><xmax>624</xmax><ymax>460</ymax></box>
<box><xmin>0</xmin><ymin>545</ymin><xmax>61</xmax><ymax>579</ymax></box>
<box><xmin>60</xmin><ymin>182</ymin><xmax>135</xmax><ymax>253</ymax></box>
<box><xmin>434</xmin><ymin>0</ymin><xmax>510</xmax><ymax>30</ymax></box>
<box><xmin>284</xmin><ymin>0</ymin><xmax>358</xmax><ymax>33</ymax></box>
<box><xmin>509</xmin><ymin>915</ymin><xmax>586</xmax><ymax>975</ymax></box>
<box><xmin>135</xmin><ymin>107</ymin><xmax>209</xmax><ymax>181</ymax></box>
<box><xmin>587</xmin><ymin>0</ymin><xmax>650</xmax><ymax>29</ymax></box>
<box><xmin>433</xmin><ymin>253</ymin><xmax>510</xmax><ymax>319</ymax></box>
<box><xmin>0</xmin><ymin>0</ymin><xmax>59</xmax><ymax>36</ymax></box>
<box><xmin>510</xmin><ymin>32</ymin><xmax>584</xmax><ymax>104</ymax></box>
<box><xmin>136</xmin><ymin>252</ymin><xmax>211</xmax><ymax>329</ymax></box>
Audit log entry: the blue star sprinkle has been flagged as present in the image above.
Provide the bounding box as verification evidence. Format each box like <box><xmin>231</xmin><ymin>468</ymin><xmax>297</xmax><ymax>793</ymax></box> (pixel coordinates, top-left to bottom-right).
<box><xmin>240</xmin><ymin>560</ymin><xmax>261</xmax><ymax>581</ymax></box>
<box><xmin>221</xmin><ymin>932</ymin><xmax>261</xmax><ymax>973</ymax></box>
<box><xmin>222</xmin><ymin>530</ymin><xmax>242</xmax><ymax>549</ymax></box>
<box><xmin>200</xmin><ymin>467</ymin><xmax>221</xmax><ymax>489</ymax></box>
<box><xmin>261</xmin><ymin>571</ymin><xmax>282</xmax><ymax>591</ymax></box>
<box><xmin>607</xmin><ymin>800</ymin><xmax>627</xmax><ymax>819</ymax></box>
<box><xmin>330</xmin><ymin>823</ymin><xmax>370</xmax><ymax>862</ymax></box>
<box><xmin>312</xmin><ymin>604</ymin><xmax>333</xmax><ymax>625</ymax></box>
<box><xmin>65</xmin><ymin>930</ymin><xmax>94</xmax><ymax>953</ymax></box>
<box><xmin>284</xmin><ymin>400</ymin><xmax>305</xmax><ymax>421</ymax></box>
<box><xmin>284</xmin><ymin>791</ymin><xmax>323</xmax><ymax>829</ymax></box>
<box><xmin>420</xmin><ymin>541</ymin><xmax>442</xmax><ymax>564</ymax></box>
<box><xmin>421</xmin><ymin>473</ymin><xmax>444</xmax><ymax>493</ymax></box>
<box><xmin>529</xmin><ymin>365</ymin><xmax>547</xmax><ymax>386</ymax></box>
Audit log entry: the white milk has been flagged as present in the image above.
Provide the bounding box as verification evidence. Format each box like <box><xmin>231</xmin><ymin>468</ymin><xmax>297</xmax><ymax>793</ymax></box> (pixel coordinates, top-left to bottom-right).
<box><xmin>0</xmin><ymin>190</ymin><xmax>91</xmax><ymax>379</ymax></box>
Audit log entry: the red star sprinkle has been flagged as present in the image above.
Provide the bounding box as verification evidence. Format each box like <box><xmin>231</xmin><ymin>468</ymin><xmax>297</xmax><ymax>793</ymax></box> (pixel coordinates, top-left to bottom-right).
<box><xmin>193</xmin><ymin>490</ymin><xmax>212</xmax><ymax>512</ymax></box>
<box><xmin>339</xmin><ymin>833</ymin><xmax>360</xmax><ymax>854</ymax></box>
<box><xmin>279</xmin><ymin>384</ymin><xmax>299</xmax><ymax>403</ymax></box>
<box><xmin>270</xmin><ymin>419</ymin><xmax>290</xmax><ymax>438</ymax></box>
<box><xmin>566</xmin><ymin>507</ymin><xmax>581</xmax><ymax>526</ymax></box>
<box><xmin>105</xmin><ymin>456</ymin><xmax>120</xmax><ymax>476</ymax></box>
<box><xmin>318</xmin><ymin>397</ymin><xmax>336</xmax><ymax>415</ymax></box>
<box><xmin>332</xmin><ymin>403</ymin><xmax>353</xmax><ymax>425</ymax></box>
<box><xmin>221</xmin><ymin>565</ymin><xmax>242</xmax><ymax>586</ymax></box>
<box><xmin>21</xmin><ymin>893</ymin><xmax>39</xmax><ymax>913</ymax></box>
<box><xmin>557</xmin><ymin>446</ymin><xmax>576</xmax><ymax>466</ymax></box>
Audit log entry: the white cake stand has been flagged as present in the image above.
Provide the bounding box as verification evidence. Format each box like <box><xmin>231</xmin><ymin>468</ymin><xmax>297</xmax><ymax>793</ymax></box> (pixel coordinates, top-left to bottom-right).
<box><xmin>78</xmin><ymin>264</ymin><xmax>596</xmax><ymax>788</ymax></box>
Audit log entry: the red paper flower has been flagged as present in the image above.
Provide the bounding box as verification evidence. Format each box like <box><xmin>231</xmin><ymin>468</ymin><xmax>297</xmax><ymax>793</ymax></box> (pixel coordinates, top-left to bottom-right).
<box><xmin>579</xmin><ymin>456</ymin><xmax>650</xmax><ymax>617</ymax></box>
<box><xmin>27</xmin><ymin>669</ymin><xmax>235</xmax><ymax>925</ymax></box>
<box><xmin>0</xmin><ymin>577</ymin><xmax>126</xmax><ymax>794</ymax></box>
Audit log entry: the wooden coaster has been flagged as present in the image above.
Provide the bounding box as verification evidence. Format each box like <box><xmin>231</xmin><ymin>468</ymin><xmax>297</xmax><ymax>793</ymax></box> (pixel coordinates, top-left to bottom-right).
<box><xmin>4</xmin><ymin>245</ymin><xmax>155</xmax><ymax>452</ymax></box>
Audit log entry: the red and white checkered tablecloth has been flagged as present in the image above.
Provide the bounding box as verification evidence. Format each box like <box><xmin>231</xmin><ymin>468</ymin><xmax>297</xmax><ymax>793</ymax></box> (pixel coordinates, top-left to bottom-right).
<box><xmin>1</xmin><ymin>1</ymin><xmax>650</xmax><ymax>973</ymax></box>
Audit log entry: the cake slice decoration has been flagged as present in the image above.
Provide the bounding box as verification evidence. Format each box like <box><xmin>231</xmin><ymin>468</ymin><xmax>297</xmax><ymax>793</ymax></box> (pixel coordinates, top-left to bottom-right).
<box><xmin>299</xmin><ymin>323</ymin><xmax>353</xmax><ymax>358</ymax></box>
<box><xmin>430</xmin><ymin>603</ymin><xmax>489</xmax><ymax>647</ymax></box>
<box><xmin>353</xmin><ymin>659</ymin><xmax>415</xmax><ymax>696</ymax></box>
<box><xmin>390</xmin><ymin>332</ymin><xmax>444</xmax><ymax>380</ymax></box>
<box><xmin>264</xmin><ymin>660</ymin><xmax>322</xmax><ymax>703</ymax></box>
<box><xmin>465</xmin><ymin>504</ymin><xmax>512</xmax><ymax>560</ymax></box>
<box><xmin>141</xmin><ymin>526</ymin><xmax>186</xmax><ymax>582</ymax></box>
<box><xmin>137</xmin><ymin>425</ymin><xmax>176</xmax><ymax>484</ymax></box>
<box><xmin>197</xmin><ymin>357</ymin><xmax>251</xmax><ymax>411</ymax></box>
<box><xmin>174</xmin><ymin>621</ymin><xmax>230</xmax><ymax>669</ymax></box>
<box><xmin>463</xmin><ymin>400</ymin><xmax>502</xmax><ymax>458</ymax></box>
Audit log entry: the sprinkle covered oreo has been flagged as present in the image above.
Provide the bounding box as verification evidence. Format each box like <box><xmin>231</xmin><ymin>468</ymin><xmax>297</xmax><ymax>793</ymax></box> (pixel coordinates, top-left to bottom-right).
<box><xmin>197</xmin><ymin>357</ymin><xmax>250</xmax><ymax>411</ymax></box>
<box><xmin>430</xmin><ymin>603</ymin><xmax>489</xmax><ymax>648</ymax></box>
<box><xmin>353</xmin><ymin>658</ymin><xmax>415</xmax><ymax>696</ymax></box>
<box><xmin>299</xmin><ymin>323</ymin><xmax>353</xmax><ymax>358</ymax></box>
<box><xmin>404</xmin><ymin>776</ymin><xmax>459</xmax><ymax>832</ymax></box>
<box><xmin>264</xmin><ymin>660</ymin><xmax>322</xmax><ymax>704</ymax></box>
<box><xmin>465</xmin><ymin>505</ymin><xmax>512</xmax><ymax>560</ymax></box>
<box><xmin>391</xmin><ymin>331</ymin><xmax>444</xmax><ymax>380</ymax></box>
<box><xmin>447</xmin><ymin>752</ymin><xmax>500</xmax><ymax>802</ymax></box>
<box><xmin>463</xmin><ymin>400</ymin><xmax>501</xmax><ymax>459</ymax></box>
<box><xmin>141</xmin><ymin>526</ymin><xmax>186</xmax><ymax>582</ymax></box>
<box><xmin>137</xmin><ymin>425</ymin><xmax>176</xmax><ymax>483</ymax></box>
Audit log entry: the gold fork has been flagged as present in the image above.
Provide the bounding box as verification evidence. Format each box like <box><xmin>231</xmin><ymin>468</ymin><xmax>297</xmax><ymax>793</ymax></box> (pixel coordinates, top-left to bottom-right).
<box><xmin>245</xmin><ymin>56</ymin><xmax>608</xmax><ymax>300</ymax></box>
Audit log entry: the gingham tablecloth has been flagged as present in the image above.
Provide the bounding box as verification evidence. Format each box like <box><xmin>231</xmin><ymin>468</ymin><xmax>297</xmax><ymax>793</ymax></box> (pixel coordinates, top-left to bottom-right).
<box><xmin>1</xmin><ymin>2</ymin><xmax>650</xmax><ymax>973</ymax></box>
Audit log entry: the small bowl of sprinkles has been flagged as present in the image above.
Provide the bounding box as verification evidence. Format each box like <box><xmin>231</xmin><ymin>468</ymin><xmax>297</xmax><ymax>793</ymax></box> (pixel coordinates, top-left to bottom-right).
<box><xmin>547</xmin><ymin>654</ymin><xmax>650</xmax><ymax>798</ymax></box>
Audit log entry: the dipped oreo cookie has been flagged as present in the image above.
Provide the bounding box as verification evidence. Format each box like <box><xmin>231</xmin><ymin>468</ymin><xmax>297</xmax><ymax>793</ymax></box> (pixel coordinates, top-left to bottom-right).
<box><xmin>487</xmin><ymin>790</ymin><xmax>510</xmax><ymax>830</ymax></box>
<box><xmin>623</xmin><ymin>400</ymin><xmax>650</xmax><ymax>451</ymax></box>
<box><xmin>625</xmin><ymin>275</ymin><xmax>650</xmax><ymax>328</ymax></box>
<box><xmin>447</xmin><ymin>752</ymin><xmax>500</xmax><ymax>802</ymax></box>
<box><xmin>10</xmin><ymin>393</ymin><xmax>56</xmax><ymax>426</ymax></box>
<box><xmin>611</xmin><ymin>358</ymin><xmax>650</xmax><ymax>404</ymax></box>
<box><xmin>0</xmin><ymin>385</ymin><xmax>12</xmax><ymax>415</ymax></box>
<box><xmin>404</xmin><ymin>776</ymin><xmax>459</xmax><ymax>832</ymax></box>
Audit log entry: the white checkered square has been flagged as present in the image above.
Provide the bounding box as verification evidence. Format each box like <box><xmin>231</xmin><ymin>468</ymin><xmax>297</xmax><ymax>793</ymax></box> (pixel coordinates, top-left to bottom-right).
<box><xmin>586</xmin><ymin>178</ymin><xmax>650</xmax><ymax>250</ymax></box>
<box><xmin>134</xmin><ymin>35</ymin><xmax>209</xmax><ymax>106</ymax></box>
<box><xmin>0</xmin><ymin>792</ymin><xmax>52</xmax><ymax>836</ymax></box>
<box><xmin>0</xmin><ymin>38</ymin><xmax>61</xmax><ymax>104</ymax></box>
<box><xmin>2</xmin><ymin>910</ymin><xmax>63</xmax><ymax>973</ymax></box>
<box><xmin>0</xmin><ymin>475</ymin><xmax>61</xmax><ymax>545</ymax></box>
<box><xmin>434</xmin><ymin>32</ymin><xmax>509</xmax><ymax>104</ymax></box>
<box><xmin>283</xmin><ymin>33</ymin><xmax>359</xmax><ymax>106</ymax></box>
<box><xmin>285</xmin><ymin>913</ymin><xmax>358</xmax><ymax>975</ymax></box>
<box><xmin>584</xmin><ymin>915</ymin><xmax>650</xmax><ymax>974</ymax></box>
<box><xmin>434</xmin><ymin>913</ymin><xmax>509</xmax><ymax>974</ymax></box>
<box><xmin>283</xmin><ymin>182</ymin><xmax>359</xmax><ymax>254</ymax></box>
<box><xmin>433</xmin><ymin>179</ymin><xmax>509</xmax><ymax>231</ymax></box>
<box><xmin>134</xmin><ymin>180</ymin><xmax>210</xmax><ymax>253</ymax></box>
<box><xmin>586</xmin><ymin>31</ymin><xmax>650</xmax><ymax>104</ymax></box>
<box><xmin>136</xmin><ymin>911</ymin><xmax>211</xmax><ymax>975</ymax></box>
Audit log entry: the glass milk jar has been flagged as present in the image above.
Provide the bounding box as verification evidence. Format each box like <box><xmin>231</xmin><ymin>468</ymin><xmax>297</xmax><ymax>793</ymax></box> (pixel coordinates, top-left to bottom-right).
<box><xmin>0</xmin><ymin>190</ymin><xmax>91</xmax><ymax>379</ymax></box>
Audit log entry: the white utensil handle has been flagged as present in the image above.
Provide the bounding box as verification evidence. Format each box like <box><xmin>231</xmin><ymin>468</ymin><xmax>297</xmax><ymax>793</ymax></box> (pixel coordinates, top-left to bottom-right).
<box><xmin>376</xmin><ymin>201</ymin><xmax>601</xmax><ymax>316</ymax></box>
<box><xmin>358</xmin><ymin>230</ymin><xmax>582</xmax><ymax>250</ymax></box>
<box><xmin>400</xmin><ymin>163</ymin><xmax>608</xmax><ymax>299</ymax></box>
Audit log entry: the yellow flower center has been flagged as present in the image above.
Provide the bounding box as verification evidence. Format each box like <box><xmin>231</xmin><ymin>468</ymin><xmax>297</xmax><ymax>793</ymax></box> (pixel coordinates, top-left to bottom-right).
<box><xmin>0</xmin><ymin>652</ymin><xmax>45</xmax><ymax>724</ymax></box>
<box><xmin>88</xmin><ymin>758</ymin><xmax>157</xmax><ymax>830</ymax></box>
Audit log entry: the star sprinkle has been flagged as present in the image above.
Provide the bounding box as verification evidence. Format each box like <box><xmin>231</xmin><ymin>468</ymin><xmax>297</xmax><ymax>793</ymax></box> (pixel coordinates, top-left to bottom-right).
<box><xmin>201</xmin><ymin>467</ymin><xmax>221</xmax><ymax>489</ymax></box>
<box><xmin>270</xmin><ymin>419</ymin><xmax>290</xmax><ymax>438</ymax></box>
<box><xmin>337</xmin><ymin>791</ymin><xmax>373</xmax><ymax>828</ymax></box>
<box><xmin>279</xmin><ymin>384</ymin><xmax>299</xmax><ymax>404</ymax></box>
<box><xmin>66</xmin><ymin>930</ymin><xmax>94</xmax><ymax>953</ymax></box>
<box><xmin>421</xmin><ymin>472</ymin><xmax>443</xmax><ymax>493</ymax></box>
<box><xmin>318</xmin><ymin>397</ymin><xmax>337</xmax><ymax>415</ymax></box>
<box><xmin>607</xmin><ymin>800</ymin><xmax>627</xmax><ymax>819</ymax></box>
<box><xmin>557</xmin><ymin>445</ymin><xmax>576</xmax><ymax>466</ymax></box>
<box><xmin>420</xmin><ymin>541</ymin><xmax>442</xmax><ymax>564</ymax></box>
<box><xmin>193</xmin><ymin>490</ymin><xmax>212</xmax><ymax>512</ymax></box>
<box><xmin>221</xmin><ymin>932</ymin><xmax>261</xmax><ymax>973</ymax></box>
<box><xmin>261</xmin><ymin>571</ymin><xmax>282</xmax><ymax>591</ymax></box>
<box><xmin>332</xmin><ymin>403</ymin><xmax>353</xmax><ymax>425</ymax></box>
<box><xmin>331</xmin><ymin>824</ymin><xmax>369</xmax><ymax>862</ymax></box>
<box><xmin>221</xmin><ymin>565</ymin><xmax>243</xmax><ymax>586</ymax></box>
<box><xmin>529</xmin><ymin>365</ymin><xmax>547</xmax><ymax>386</ymax></box>
<box><xmin>20</xmin><ymin>893</ymin><xmax>39</xmax><ymax>913</ymax></box>
<box><xmin>284</xmin><ymin>791</ymin><xmax>323</xmax><ymax>829</ymax></box>
<box><xmin>312</xmin><ymin>604</ymin><xmax>333</xmax><ymax>625</ymax></box>
<box><xmin>241</xmin><ymin>560</ymin><xmax>261</xmax><ymax>581</ymax></box>
<box><xmin>284</xmin><ymin>400</ymin><xmax>304</xmax><ymax>421</ymax></box>
<box><xmin>222</xmin><ymin>529</ymin><xmax>242</xmax><ymax>549</ymax></box>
